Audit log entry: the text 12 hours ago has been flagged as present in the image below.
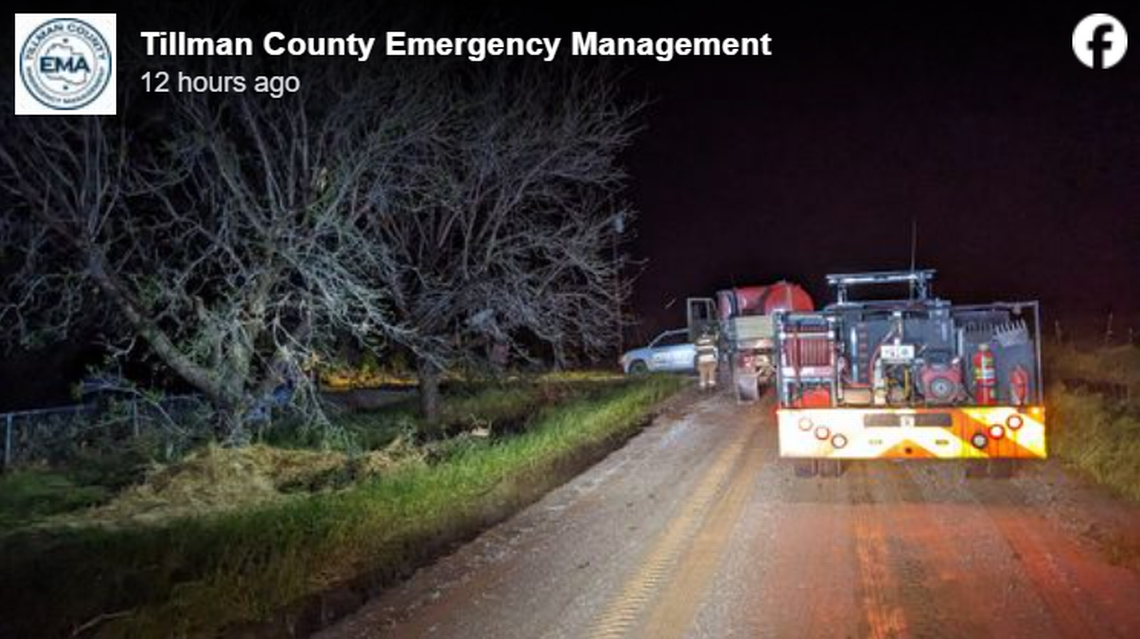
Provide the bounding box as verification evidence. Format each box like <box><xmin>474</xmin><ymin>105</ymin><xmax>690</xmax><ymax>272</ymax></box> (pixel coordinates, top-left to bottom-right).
<box><xmin>141</xmin><ymin>71</ymin><xmax>300</xmax><ymax>98</ymax></box>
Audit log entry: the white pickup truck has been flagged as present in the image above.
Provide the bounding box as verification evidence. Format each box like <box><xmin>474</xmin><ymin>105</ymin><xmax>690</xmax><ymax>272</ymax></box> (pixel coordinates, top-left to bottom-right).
<box><xmin>619</xmin><ymin>329</ymin><xmax>697</xmax><ymax>374</ymax></box>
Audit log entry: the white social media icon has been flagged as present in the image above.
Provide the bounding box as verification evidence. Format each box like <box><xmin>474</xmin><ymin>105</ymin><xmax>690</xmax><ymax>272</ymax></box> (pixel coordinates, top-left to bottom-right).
<box><xmin>1073</xmin><ymin>14</ymin><xmax>1127</xmax><ymax>69</ymax></box>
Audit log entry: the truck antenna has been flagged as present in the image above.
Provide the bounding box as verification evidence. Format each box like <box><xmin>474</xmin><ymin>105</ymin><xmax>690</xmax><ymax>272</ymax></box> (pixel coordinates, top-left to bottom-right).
<box><xmin>909</xmin><ymin>217</ymin><xmax>918</xmax><ymax>299</ymax></box>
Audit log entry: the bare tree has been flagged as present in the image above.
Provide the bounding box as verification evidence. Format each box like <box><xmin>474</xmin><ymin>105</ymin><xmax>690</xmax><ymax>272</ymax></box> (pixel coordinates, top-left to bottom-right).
<box><xmin>0</xmin><ymin>65</ymin><xmax>435</xmax><ymax>442</ymax></box>
<box><xmin>367</xmin><ymin>64</ymin><xmax>641</xmax><ymax>425</ymax></box>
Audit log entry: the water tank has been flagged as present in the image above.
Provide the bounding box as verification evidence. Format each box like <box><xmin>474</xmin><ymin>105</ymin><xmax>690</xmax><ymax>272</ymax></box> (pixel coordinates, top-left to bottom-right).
<box><xmin>717</xmin><ymin>281</ymin><xmax>814</xmax><ymax>319</ymax></box>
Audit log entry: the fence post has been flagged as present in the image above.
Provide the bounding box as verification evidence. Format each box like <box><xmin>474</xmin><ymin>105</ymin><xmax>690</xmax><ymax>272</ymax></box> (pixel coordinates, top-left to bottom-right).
<box><xmin>4</xmin><ymin>413</ymin><xmax>12</xmax><ymax>469</ymax></box>
<box><xmin>131</xmin><ymin>399</ymin><xmax>139</xmax><ymax>437</ymax></box>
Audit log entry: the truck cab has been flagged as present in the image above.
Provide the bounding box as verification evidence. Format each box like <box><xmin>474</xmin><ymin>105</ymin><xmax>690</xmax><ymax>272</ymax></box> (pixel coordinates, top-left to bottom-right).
<box><xmin>688</xmin><ymin>281</ymin><xmax>814</xmax><ymax>402</ymax></box>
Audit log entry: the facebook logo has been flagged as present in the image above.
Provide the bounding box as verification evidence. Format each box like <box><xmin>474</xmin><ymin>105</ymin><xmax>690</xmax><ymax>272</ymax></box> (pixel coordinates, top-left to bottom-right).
<box><xmin>1073</xmin><ymin>14</ymin><xmax>1128</xmax><ymax>69</ymax></box>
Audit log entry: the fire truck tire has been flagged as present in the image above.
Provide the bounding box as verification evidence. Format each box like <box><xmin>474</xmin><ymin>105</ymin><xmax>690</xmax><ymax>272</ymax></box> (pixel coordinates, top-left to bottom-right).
<box><xmin>819</xmin><ymin>459</ymin><xmax>844</xmax><ymax>478</ymax></box>
<box><xmin>966</xmin><ymin>459</ymin><xmax>1016</xmax><ymax>479</ymax></box>
<box><xmin>989</xmin><ymin>459</ymin><xmax>1016</xmax><ymax>479</ymax></box>
<box><xmin>793</xmin><ymin>460</ymin><xmax>817</xmax><ymax>478</ymax></box>
<box><xmin>965</xmin><ymin>460</ymin><xmax>989</xmax><ymax>479</ymax></box>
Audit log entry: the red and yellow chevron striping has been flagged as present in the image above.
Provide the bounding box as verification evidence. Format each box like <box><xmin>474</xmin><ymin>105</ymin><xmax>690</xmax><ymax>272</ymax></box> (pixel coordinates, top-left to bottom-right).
<box><xmin>777</xmin><ymin>406</ymin><xmax>1046</xmax><ymax>460</ymax></box>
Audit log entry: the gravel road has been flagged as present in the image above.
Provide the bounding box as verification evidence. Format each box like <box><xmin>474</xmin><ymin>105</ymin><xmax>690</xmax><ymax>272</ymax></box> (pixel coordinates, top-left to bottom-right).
<box><xmin>318</xmin><ymin>390</ymin><xmax>1140</xmax><ymax>639</ymax></box>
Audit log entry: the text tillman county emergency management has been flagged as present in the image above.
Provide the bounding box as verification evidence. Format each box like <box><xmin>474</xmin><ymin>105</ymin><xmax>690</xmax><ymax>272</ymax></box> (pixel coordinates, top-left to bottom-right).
<box><xmin>140</xmin><ymin>31</ymin><xmax>774</xmax><ymax>63</ymax></box>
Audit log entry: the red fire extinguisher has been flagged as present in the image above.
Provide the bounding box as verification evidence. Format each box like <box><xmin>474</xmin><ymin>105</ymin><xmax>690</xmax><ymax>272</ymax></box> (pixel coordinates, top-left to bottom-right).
<box><xmin>1010</xmin><ymin>364</ymin><xmax>1030</xmax><ymax>406</ymax></box>
<box><xmin>973</xmin><ymin>343</ymin><xmax>996</xmax><ymax>405</ymax></box>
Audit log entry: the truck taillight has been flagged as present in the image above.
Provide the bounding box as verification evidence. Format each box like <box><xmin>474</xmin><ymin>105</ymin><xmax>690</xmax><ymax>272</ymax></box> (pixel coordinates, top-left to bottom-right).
<box><xmin>988</xmin><ymin>424</ymin><xmax>1006</xmax><ymax>440</ymax></box>
<box><xmin>798</xmin><ymin>417</ymin><xmax>813</xmax><ymax>431</ymax></box>
<box><xmin>814</xmin><ymin>426</ymin><xmax>831</xmax><ymax>441</ymax></box>
<box><xmin>971</xmin><ymin>432</ymin><xmax>988</xmax><ymax>449</ymax></box>
<box><xmin>831</xmin><ymin>433</ymin><xmax>848</xmax><ymax>449</ymax></box>
<box><xmin>1006</xmin><ymin>414</ymin><xmax>1023</xmax><ymax>430</ymax></box>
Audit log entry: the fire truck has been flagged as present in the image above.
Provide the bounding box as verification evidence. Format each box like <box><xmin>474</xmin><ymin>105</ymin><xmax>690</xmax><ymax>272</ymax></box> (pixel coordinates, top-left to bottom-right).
<box><xmin>774</xmin><ymin>270</ymin><xmax>1045</xmax><ymax>478</ymax></box>
<box><xmin>687</xmin><ymin>281</ymin><xmax>814</xmax><ymax>402</ymax></box>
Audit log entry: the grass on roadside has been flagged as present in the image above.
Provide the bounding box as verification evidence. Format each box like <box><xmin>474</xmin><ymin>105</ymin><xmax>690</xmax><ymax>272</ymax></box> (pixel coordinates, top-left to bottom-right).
<box><xmin>1046</xmin><ymin>344</ymin><xmax>1140</xmax><ymax>391</ymax></box>
<box><xmin>1046</xmin><ymin>344</ymin><xmax>1140</xmax><ymax>503</ymax></box>
<box><xmin>0</xmin><ymin>378</ymin><xmax>611</xmax><ymax>534</ymax></box>
<box><xmin>0</xmin><ymin>469</ymin><xmax>110</xmax><ymax>529</ymax></box>
<box><xmin>0</xmin><ymin>440</ymin><xmax>163</xmax><ymax>530</ymax></box>
<box><xmin>0</xmin><ymin>374</ymin><xmax>683</xmax><ymax>638</ymax></box>
<box><xmin>1049</xmin><ymin>385</ymin><xmax>1140</xmax><ymax>503</ymax></box>
<box><xmin>287</xmin><ymin>378</ymin><xmax>606</xmax><ymax>451</ymax></box>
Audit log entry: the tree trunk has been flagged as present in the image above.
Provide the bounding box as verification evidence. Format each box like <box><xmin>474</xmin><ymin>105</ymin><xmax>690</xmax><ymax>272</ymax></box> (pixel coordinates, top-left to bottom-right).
<box><xmin>552</xmin><ymin>340</ymin><xmax>566</xmax><ymax>372</ymax></box>
<box><xmin>216</xmin><ymin>405</ymin><xmax>250</xmax><ymax>446</ymax></box>
<box><xmin>417</xmin><ymin>357</ymin><xmax>443</xmax><ymax>434</ymax></box>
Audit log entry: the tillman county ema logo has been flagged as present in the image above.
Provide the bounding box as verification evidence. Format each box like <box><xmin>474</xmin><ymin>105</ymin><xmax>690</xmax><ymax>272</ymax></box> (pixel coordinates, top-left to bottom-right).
<box><xmin>14</xmin><ymin>14</ymin><xmax>117</xmax><ymax>115</ymax></box>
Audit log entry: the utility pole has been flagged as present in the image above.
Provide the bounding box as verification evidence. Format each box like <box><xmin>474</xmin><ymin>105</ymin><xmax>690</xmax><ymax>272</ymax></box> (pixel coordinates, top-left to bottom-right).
<box><xmin>612</xmin><ymin>210</ymin><xmax>625</xmax><ymax>357</ymax></box>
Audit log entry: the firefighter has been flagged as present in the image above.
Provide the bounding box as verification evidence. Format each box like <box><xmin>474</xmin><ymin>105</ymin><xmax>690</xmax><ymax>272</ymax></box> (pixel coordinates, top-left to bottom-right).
<box><xmin>695</xmin><ymin>328</ymin><xmax>719</xmax><ymax>391</ymax></box>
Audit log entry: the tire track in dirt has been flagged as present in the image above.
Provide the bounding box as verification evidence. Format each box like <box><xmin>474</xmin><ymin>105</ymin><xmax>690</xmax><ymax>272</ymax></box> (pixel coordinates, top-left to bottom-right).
<box><xmin>873</xmin><ymin>464</ymin><xmax>996</xmax><ymax>639</ymax></box>
<box><xmin>637</xmin><ymin>416</ymin><xmax>767</xmax><ymax>639</ymax></box>
<box><xmin>907</xmin><ymin>460</ymin><xmax>1140</xmax><ymax>638</ymax></box>
<box><xmin>791</xmin><ymin>478</ymin><xmax>858</xmax><ymax>639</ymax></box>
<box><xmin>987</xmin><ymin>509</ymin><xmax>1100</xmax><ymax>637</ymax></box>
<box><xmin>588</xmin><ymin>417</ymin><xmax>756</xmax><ymax>639</ymax></box>
<box><xmin>321</xmin><ymin>393</ymin><xmax>722</xmax><ymax>639</ymax></box>
<box><xmin>321</xmin><ymin>396</ymin><xmax>1140</xmax><ymax>639</ymax></box>
<box><xmin>971</xmin><ymin>479</ymin><xmax>1140</xmax><ymax>638</ymax></box>
<box><xmin>850</xmin><ymin>467</ymin><xmax>909</xmax><ymax>639</ymax></box>
<box><xmin>737</xmin><ymin>462</ymin><xmax>859</xmax><ymax>639</ymax></box>
<box><xmin>886</xmin><ymin>464</ymin><xmax>1012</xmax><ymax>638</ymax></box>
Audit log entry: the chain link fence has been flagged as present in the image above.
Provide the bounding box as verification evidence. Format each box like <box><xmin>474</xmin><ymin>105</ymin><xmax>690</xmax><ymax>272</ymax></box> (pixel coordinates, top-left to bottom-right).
<box><xmin>1</xmin><ymin>395</ymin><xmax>212</xmax><ymax>469</ymax></box>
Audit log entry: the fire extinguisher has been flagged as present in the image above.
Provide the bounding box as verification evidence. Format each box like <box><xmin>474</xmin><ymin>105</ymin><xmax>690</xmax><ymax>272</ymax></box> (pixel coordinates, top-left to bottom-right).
<box><xmin>973</xmin><ymin>343</ymin><xmax>996</xmax><ymax>405</ymax></box>
<box><xmin>1010</xmin><ymin>364</ymin><xmax>1030</xmax><ymax>405</ymax></box>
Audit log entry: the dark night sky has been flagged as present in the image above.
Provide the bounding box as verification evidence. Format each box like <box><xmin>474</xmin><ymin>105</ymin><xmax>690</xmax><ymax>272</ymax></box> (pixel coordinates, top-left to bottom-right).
<box><xmin>599</xmin><ymin>4</ymin><xmax>1140</xmax><ymax>340</ymax></box>
<box><xmin>3</xmin><ymin>2</ymin><xmax>1139</xmax><ymax>406</ymax></box>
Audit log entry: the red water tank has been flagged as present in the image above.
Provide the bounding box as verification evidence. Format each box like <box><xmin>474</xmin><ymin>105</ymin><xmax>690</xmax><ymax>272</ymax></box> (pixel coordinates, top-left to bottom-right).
<box><xmin>718</xmin><ymin>281</ymin><xmax>814</xmax><ymax>319</ymax></box>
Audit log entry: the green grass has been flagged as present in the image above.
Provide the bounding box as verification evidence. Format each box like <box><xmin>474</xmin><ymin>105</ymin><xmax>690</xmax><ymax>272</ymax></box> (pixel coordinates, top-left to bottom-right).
<box><xmin>1049</xmin><ymin>387</ymin><xmax>1140</xmax><ymax>502</ymax></box>
<box><xmin>1046</xmin><ymin>344</ymin><xmax>1140</xmax><ymax>503</ymax></box>
<box><xmin>280</xmin><ymin>379</ymin><xmax>603</xmax><ymax>452</ymax></box>
<box><xmin>0</xmin><ymin>469</ymin><xmax>110</xmax><ymax>529</ymax></box>
<box><xmin>0</xmin><ymin>374</ymin><xmax>683</xmax><ymax>637</ymax></box>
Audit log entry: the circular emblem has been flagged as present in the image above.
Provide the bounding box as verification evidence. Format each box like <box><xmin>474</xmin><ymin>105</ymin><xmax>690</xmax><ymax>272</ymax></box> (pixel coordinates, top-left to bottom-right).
<box><xmin>19</xmin><ymin>18</ymin><xmax>112</xmax><ymax>110</ymax></box>
<box><xmin>1072</xmin><ymin>14</ymin><xmax>1128</xmax><ymax>69</ymax></box>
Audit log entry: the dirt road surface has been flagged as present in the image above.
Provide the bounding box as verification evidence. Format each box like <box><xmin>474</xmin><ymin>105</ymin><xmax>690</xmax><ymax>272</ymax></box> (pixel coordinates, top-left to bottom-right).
<box><xmin>318</xmin><ymin>391</ymin><xmax>1140</xmax><ymax>639</ymax></box>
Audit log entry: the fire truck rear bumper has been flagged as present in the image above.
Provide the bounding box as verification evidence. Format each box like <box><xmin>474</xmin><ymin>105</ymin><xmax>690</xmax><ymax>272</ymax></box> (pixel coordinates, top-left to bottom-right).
<box><xmin>777</xmin><ymin>406</ymin><xmax>1046</xmax><ymax>460</ymax></box>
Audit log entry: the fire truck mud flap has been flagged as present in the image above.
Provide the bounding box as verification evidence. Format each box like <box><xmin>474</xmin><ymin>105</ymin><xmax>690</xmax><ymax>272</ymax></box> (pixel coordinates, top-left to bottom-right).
<box><xmin>735</xmin><ymin>372</ymin><xmax>761</xmax><ymax>403</ymax></box>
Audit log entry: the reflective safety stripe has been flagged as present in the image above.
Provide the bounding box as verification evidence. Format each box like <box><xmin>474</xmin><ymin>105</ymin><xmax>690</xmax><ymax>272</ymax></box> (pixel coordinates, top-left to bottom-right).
<box><xmin>696</xmin><ymin>342</ymin><xmax>717</xmax><ymax>363</ymax></box>
<box><xmin>777</xmin><ymin>406</ymin><xmax>1046</xmax><ymax>460</ymax></box>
